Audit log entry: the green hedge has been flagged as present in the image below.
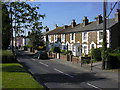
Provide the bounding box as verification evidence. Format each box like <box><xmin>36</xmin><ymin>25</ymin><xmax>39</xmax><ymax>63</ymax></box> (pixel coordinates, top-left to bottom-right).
<box><xmin>51</xmin><ymin>47</ymin><xmax>60</xmax><ymax>53</ymax></box>
<box><xmin>107</xmin><ymin>53</ymin><xmax>120</xmax><ymax>69</ymax></box>
<box><xmin>1</xmin><ymin>50</ymin><xmax>17</xmax><ymax>63</ymax></box>
<box><xmin>91</xmin><ymin>48</ymin><xmax>102</xmax><ymax>61</ymax></box>
<box><xmin>61</xmin><ymin>50</ymin><xmax>72</xmax><ymax>55</ymax></box>
<box><xmin>61</xmin><ymin>49</ymin><xmax>66</xmax><ymax>55</ymax></box>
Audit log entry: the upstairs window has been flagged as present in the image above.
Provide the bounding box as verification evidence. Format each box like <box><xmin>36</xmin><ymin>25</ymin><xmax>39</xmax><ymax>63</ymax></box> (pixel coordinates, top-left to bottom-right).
<box><xmin>49</xmin><ymin>35</ymin><xmax>51</xmax><ymax>41</ymax></box>
<box><xmin>71</xmin><ymin>33</ymin><xmax>74</xmax><ymax>40</ymax></box>
<box><xmin>83</xmin><ymin>32</ymin><xmax>87</xmax><ymax>40</ymax></box>
<box><xmin>61</xmin><ymin>34</ymin><xmax>65</xmax><ymax>41</ymax></box>
<box><xmin>99</xmin><ymin>31</ymin><xmax>103</xmax><ymax>40</ymax></box>
<box><xmin>55</xmin><ymin>35</ymin><xmax>57</xmax><ymax>41</ymax></box>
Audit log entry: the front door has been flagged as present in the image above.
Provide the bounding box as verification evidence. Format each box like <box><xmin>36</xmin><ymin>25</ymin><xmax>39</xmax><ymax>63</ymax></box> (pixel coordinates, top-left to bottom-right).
<box><xmin>76</xmin><ymin>44</ymin><xmax>81</xmax><ymax>56</ymax></box>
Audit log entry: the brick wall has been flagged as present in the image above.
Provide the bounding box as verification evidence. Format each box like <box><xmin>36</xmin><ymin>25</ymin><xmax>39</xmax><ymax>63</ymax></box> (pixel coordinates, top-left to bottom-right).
<box><xmin>88</xmin><ymin>31</ymin><xmax>97</xmax><ymax>49</ymax></box>
<box><xmin>71</xmin><ymin>56</ymin><xmax>79</xmax><ymax>63</ymax></box>
<box><xmin>60</xmin><ymin>54</ymin><xmax>67</xmax><ymax>61</ymax></box>
<box><xmin>65</xmin><ymin>34</ymin><xmax>70</xmax><ymax>43</ymax></box>
<box><xmin>75</xmin><ymin>33</ymin><xmax>82</xmax><ymax>44</ymax></box>
<box><xmin>110</xmin><ymin>23</ymin><xmax>120</xmax><ymax>49</ymax></box>
<box><xmin>51</xmin><ymin>35</ymin><xmax>54</xmax><ymax>42</ymax></box>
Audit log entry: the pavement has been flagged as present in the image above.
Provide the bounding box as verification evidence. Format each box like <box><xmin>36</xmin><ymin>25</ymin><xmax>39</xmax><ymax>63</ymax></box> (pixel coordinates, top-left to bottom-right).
<box><xmin>51</xmin><ymin>58</ymin><xmax>119</xmax><ymax>82</ymax></box>
<box><xmin>17</xmin><ymin>50</ymin><xmax>120</xmax><ymax>89</ymax></box>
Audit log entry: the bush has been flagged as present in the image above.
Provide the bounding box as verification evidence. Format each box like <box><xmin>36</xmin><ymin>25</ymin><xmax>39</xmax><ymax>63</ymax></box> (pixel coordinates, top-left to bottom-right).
<box><xmin>61</xmin><ymin>49</ymin><xmax>66</xmax><ymax>54</ymax></box>
<box><xmin>61</xmin><ymin>49</ymin><xmax>66</xmax><ymax>53</ymax></box>
<box><xmin>1</xmin><ymin>50</ymin><xmax>17</xmax><ymax>63</ymax></box>
<box><xmin>54</xmin><ymin>47</ymin><xmax>61</xmax><ymax>53</ymax></box>
<box><xmin>91</xmin><ymin>48</ymin><xmax>102</xmax><ymax>61</ymax></box>
<box><xmin>107</xmin><ymin>53</ymin><xmax>120</xmax><ymax>69</ymax></box>
<box><xmin>60</xmin><ymin>50</ymin><xmax>72</xmax><ymax>55</ymax></box>
<box><xmin>66</xmin><ymin>50</ymin><xmax>72</xmax><ymax>55</ymax></box>
<box><xmin>51</xmin><ymin>47</ymin><xmax>60</xmax><ymax>53</ymax></box>
<box><xmin>114</xmin><ymin>47</ymin><xmax>120</xmax><ymax>53</ymax></box>
<box><xmin>51</xmin><ymin>47</ymin><xmax>55</xmax><ymax>53</ymax></box>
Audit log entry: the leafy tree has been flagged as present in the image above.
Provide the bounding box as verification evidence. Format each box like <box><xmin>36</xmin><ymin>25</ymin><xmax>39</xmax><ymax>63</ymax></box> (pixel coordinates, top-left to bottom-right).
<box><xmin>3</xmin><ymin>2</ymin><xmax>45</xmax><ymax>53</ymax></box>
<box><xmin>28</xmin><ymin>21</ymin><xmax>44</xmax><ymax>50</ymax></box>
<box><xmin>6</xmin><ymin>2</ymin><xmax>45</xmax><ymax>44</ymax></box>
<box><xmin>2</xmin><ymin>3</ymin><xmax>11</xmax><ymax>50</ymax></box>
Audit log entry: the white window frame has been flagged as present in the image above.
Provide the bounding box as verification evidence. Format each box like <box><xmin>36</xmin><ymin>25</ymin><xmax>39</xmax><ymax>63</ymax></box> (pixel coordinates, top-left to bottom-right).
<box><xmin>107</xmin><ymin>30</ymin><xmax>110</xmax><ymax>48</ymax></box>
<box><xmin>54</xmin><ymin>35</ymin><xmax>58</xmax><ymax>42</ymax></box>
<box><xmin>70</xmin><ymin>33</ymin><xmax>75</xmax><ymax>43</ymax></box>
<box><xmin>97</xmin><ymin>30</ymin><xmax>110</xmax><ymax>48</ymax></box>
<box><xmin>82</xmin><ymin>32</ymin><xmax>88</xmax><ymax>43</ymax></box>
<box><xmin>44</xmin><ymin>36</ymin><xmax>46</xmax><ymax>42</ymax></box>
<box><xmin>66</xmin><ymin>41</ymin><xmax>70</xmax><ymax>50</ymax></box>
<box><xmin>97</xmin><ymin>30</ymin><xmax>103</xmax><ymax>44</ymax></box>
<box><xmin>61</xmin><ymin>34</ymin><xmax>65</xmax><ymax>43</ymax></box>
<box><xmin>48</xmin><ymin>35</ymin><xmax>51</xmax><ymax>42</ymax></box>
<box><xmin>82</xmin><ymin>44</ymin><xmax>88</xmax><ymax>55</ymax></box>
<box><xmin>90</xmin><ymin>41</ymin><xmax>96</xmax><ymax>50</ymax></box>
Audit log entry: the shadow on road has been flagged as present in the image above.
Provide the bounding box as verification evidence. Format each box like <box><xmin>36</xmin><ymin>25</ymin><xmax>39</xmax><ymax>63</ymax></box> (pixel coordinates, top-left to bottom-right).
<box><xmin>33</xmin><ymin>72</ymin><xmax>107</xmax><ymax>84</ymax></box>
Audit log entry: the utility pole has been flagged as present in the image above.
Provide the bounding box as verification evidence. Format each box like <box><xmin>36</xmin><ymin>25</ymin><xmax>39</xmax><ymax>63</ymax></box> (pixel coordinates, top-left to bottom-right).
<box><xmin>102</xmin><ymin>0</ymin><xmax>119</xmax><ymax>70</ymax></box>
<box><xmin>102</xmin><ymin>0</ymin><xmax>107</xmax><ymax>70</ymax></box>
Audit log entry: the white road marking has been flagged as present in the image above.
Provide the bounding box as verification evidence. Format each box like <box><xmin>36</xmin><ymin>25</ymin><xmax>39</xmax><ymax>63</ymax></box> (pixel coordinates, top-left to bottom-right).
<box><xmin>28</xmin><ymin>69</ymin><xmax>34</xmax><ymax>75</ymax></box>
<box><xmin>17</xmin><ymin>59</ymin><xmax>21</xmax><ymax>62</ymax></box>
<box><xmin>54</xmin><ymin>68</ymin><xmax>74</xmax><ymax>78</ymax></box>
<box><xmin>87</xmin><ymin>83</ymin><xmax>101</xmax><ymax>89</ymax></box>
<box><xmin>32</xmin><ymin>59</ymin><xmax>36</xmax><ymax>61</ymax></box>
<box><xmin>39</xmin><ymin>61</ymin><xmax>49</xmax><ymax>67</ymax></box>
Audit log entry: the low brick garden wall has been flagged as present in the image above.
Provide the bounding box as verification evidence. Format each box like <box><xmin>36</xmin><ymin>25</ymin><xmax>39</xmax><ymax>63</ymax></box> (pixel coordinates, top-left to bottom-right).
<box><xmin>71</xmin><ymin>56</ymin><xmax>79</xmax><ymax>63</ymax></box>
<box><xmin>60</xmin><ymin>54</ymin><xmax>67</xmax><ymax>61</ymax></box>
<box><xmin>48</xmin><ymin>52</ymin><xmax>80</xmax><ymax>63</ymax></box>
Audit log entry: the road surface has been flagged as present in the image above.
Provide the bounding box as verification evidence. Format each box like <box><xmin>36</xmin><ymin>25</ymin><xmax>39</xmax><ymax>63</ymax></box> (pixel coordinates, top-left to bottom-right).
<box><xmin>17</xmin><ymin>50</ymin><xmax>119</xmax><ymax>89</ymax></box>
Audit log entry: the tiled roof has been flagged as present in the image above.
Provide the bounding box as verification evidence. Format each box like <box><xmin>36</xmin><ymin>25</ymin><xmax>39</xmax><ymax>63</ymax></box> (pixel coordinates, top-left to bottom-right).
<box><xmin>42</xmin><ymin>31</ymin><xmax>50</xmax><ymax>35</ymax></box>
<box><xmin>47</xmin><ymin>27</ymin><xmax>63</xmax><ymax>35</ymax></box>
<box><xmin>66</xmin><ymin>18</ymin><xmax>117</xmax><ymax>33</ymax></box>
<box><xmin>46</xmin><ymin>18</ymin><xmax>118</xmax><ymax>35</ymax></box>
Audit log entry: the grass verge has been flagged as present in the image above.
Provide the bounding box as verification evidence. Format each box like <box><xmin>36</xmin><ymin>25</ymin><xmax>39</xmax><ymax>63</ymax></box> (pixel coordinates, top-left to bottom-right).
<box><xmin>2</xmin><ymin>63</ymin><xmax>43</xmax><ymax>89</ymax></box>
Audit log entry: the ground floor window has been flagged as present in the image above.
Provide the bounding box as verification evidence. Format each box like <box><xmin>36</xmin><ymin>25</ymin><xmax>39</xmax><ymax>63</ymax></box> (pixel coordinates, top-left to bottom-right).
<box><xmin>91</xmin><ymin>44</ymin><xmax>94</xmax><ymax>49</ymax></box>
<box><xmin>83</xmin><ymin>46</ymin><xmax>87</xmax><ymax>55</ymax></box>
<box><xmin>72</xmin><ymin>45</ymin><xmax>75</xmax><ymax>52</ymax></box>
<box><xmin>77</xmin><ymin>47</ymin><xmax>80</xmax><ymax>52</ymax></box>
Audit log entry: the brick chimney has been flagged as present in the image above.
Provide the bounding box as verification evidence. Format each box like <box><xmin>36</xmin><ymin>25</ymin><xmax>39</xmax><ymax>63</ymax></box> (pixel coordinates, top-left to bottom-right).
<box><xmin>63</xmin><ymin>25</ymin><xmax>68</xmax><ymax>29</ymax></box>
<box><xmin>97</xmin><ymin>14</ymin><xmax>103</xmax><ymax>24</ymax></box>
<box><xmin>115</xmin><ymin>9</ymin><xmax>120</xmax><ymax>22</ymax></box>
<box><xmin>71</xmin><ymin>19</ymin><xmax>76</xmax><ymax>28</ymax></box>
<box><xmin>46</xmin><ymin>27</ymin><xmax>49</xmax><ymax>32</ymax></box>
<box><xmin>55</xmin><ymin>24</ymin><xmax>58</xmax><ymax>28</ymax></box>
<box><xmin>83</xmin><ymin>16</ymin><xmax>88</xmax><ymax>26</ymax></box>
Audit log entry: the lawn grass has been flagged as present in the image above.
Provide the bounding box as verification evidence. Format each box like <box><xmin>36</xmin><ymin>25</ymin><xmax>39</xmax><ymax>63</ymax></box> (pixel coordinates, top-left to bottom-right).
<box><xmin>2</xmin><ymin>63</ymin><xmax>43</xmax><ymax>89</ymax></box>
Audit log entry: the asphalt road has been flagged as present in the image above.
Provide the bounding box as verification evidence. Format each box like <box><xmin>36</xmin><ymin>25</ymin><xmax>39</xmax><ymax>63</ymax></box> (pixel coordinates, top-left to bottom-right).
<box><xmin>17</xmin><ymin>50</ymin><xmax>119</xmax><ymax>89</ymax></box>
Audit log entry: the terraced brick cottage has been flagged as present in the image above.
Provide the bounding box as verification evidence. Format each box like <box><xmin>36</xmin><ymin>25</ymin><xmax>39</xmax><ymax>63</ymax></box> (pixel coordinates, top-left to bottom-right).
<box><xmin>44</xmin><ymin>9</ymin><xmax>120</xmax><ymax>56</ymax></box>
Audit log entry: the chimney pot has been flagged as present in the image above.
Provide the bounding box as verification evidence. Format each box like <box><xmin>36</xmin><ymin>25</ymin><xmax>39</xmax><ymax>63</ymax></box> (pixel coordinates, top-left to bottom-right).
<box><xmin>63</xmin><ymin>25</ymin><xmax>68</xmax><ymax>29</ymax></box>
<box><xmin>115</xmin><ymin>9</ymin><xmax>120</xmax><ymax>22</ymax></box>
<box><xmin>55</xmin><ymin>24</ymin><xmax>58</xmax><ymax>28</ymax></box>
<box><xmin>83</xmin><ymin>16</ymin><xmax>88</xmax><ymax>26</ymax></box>
<box><xmin>117</xmin><ymin>9</ymin><xmax>119</xmax><ymax>12</ymax></box>
<box><xmin>71</xmin><ymin>19</ymin><xmax>76</xmax><ymax>28</ymax></box>
<box><xmin>46</xmin><ymin>27</ymin><xmax>49</xmax><ymax>32</ymax></box>
<box><xmin>97</xmin><ymin>14</ymin><xmax>103</xmax><ymax>24</ymax></box>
